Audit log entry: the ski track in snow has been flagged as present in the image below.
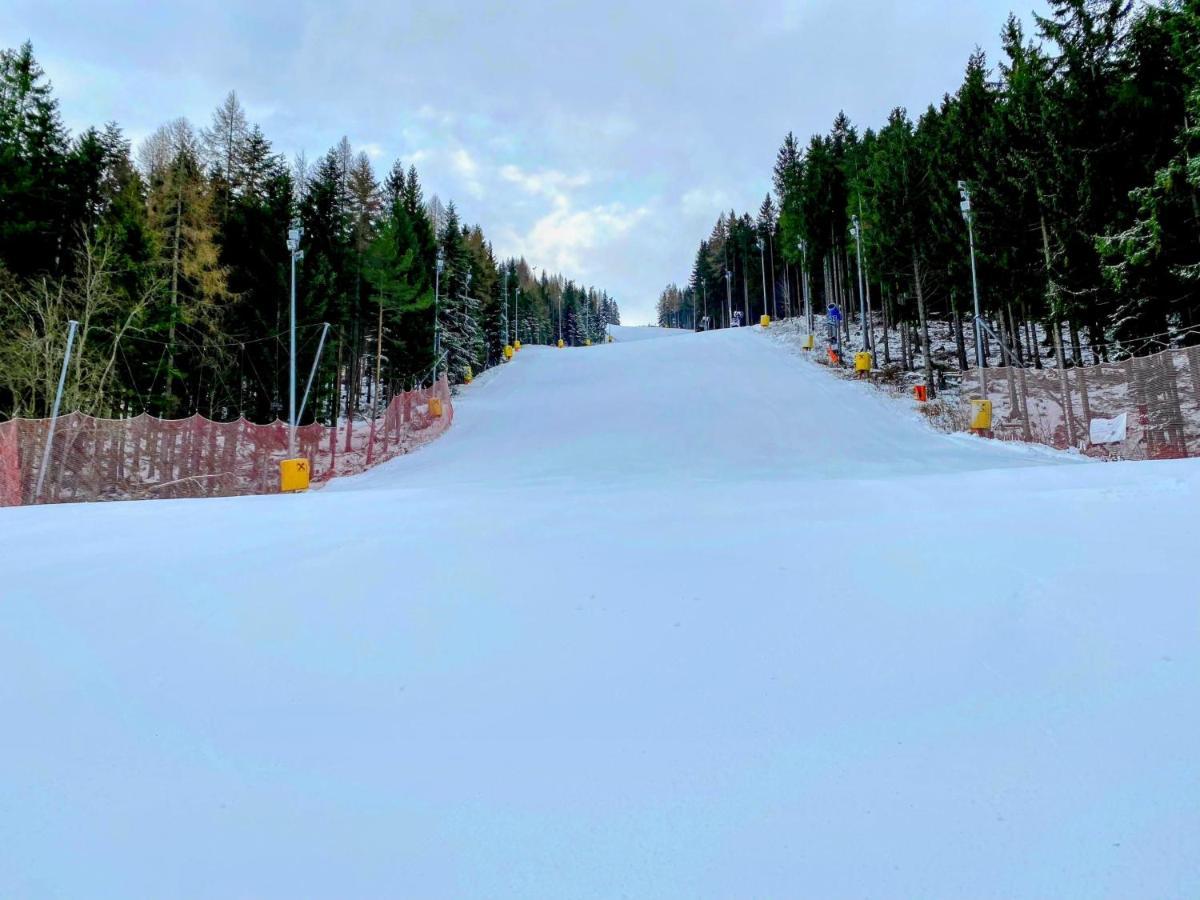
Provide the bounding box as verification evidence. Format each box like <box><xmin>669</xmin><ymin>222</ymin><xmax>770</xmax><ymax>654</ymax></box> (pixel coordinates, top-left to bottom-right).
<box><xmin>1</xmin><ymin>325</ymin><xmax>1197</xmax><ymax>898</ymax></box>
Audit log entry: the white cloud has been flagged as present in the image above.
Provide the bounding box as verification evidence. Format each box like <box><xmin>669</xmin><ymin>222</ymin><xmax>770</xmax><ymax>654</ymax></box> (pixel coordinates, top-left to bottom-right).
<box><xmin>681</xmin><ymin>186</ymin><xmax>732</xmax><ymax>219</ymax></box>
<box><xmin>504</xmin><ymin>200</ymin><xmax>651</xmax><ymax>276</ymax></box>
<box><xmin>450</xmin><ymin>146</ymin><xmax>484</xmax><ymax>196</ymax></box>
<box><xmin>500</xmin><ymin>164</ymin><xmax>592</xmax><ymax>209</ymax></box>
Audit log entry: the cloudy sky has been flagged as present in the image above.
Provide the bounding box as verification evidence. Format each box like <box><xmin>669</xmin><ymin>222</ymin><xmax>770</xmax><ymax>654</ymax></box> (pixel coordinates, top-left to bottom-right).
<box><xmin>3</xmin><ymin>0</ymin><xmax>1047</xmax><ymax>324</ymax></box>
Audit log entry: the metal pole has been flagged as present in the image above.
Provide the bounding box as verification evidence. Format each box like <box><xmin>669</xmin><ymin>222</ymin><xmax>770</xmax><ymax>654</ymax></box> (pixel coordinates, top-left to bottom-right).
<box><xmin>434</xmin><ymin>252</ymin><xmax>443</xmax><ymax>382</ymax></box>
<box><xmin>967</xmin><ymin>213</ymin><xmax>984</xmax><ymax>368</ymax></box>
<box><xmin>757</xmin><ymin>239</ymin><xmax>768</xmax><ymax>323</ymax></box>
<box><xmin>502</xmin><ymin>269</ymin><xmax>509</xmax><ymax>347</ymax></box>
<box><xmin>289</xmin><ymin>247</ymin><xmax>296</xmax><ymax>456</ymax></box>
<box><xmin>514</xmin><ymin>286</ymin><xmax>520</xmax><ymax>345</ymax></box>
<box><xmin>724</xmin><ymin>269</ymin><xmax>733</xmax><ymax>327</ymax></box>
<box><xmin>783</xmin><ymin>261</ymin><xmax>791</xmax><ymax>319</ymax></box>
<box><xmin>297</xmin><ymin>322</ymin><xmax>331</xmax><ymax>424</ymax></box>
<box><xmin>959</xmin><ymin>181</ymin><xmax>985</xmax><ymax>372</ymax></box>
<box><xmin>852</xmin><ymin>216</ymin><xmax>868</xmax><ymax>351</ymax></box>
<box><xmin>286</xmin><ymin>224</ymin><xmax>303</xmax><ymax>457</ymax></box>
<box><xmin>800</xmin><ymin>240</ymin><xmax>812</xmax><ymax>334</ymax></box>
<box><xmin>768</xmin><ymin>233</ymin><xmax>778</xmax><ymax>319</ymax></box>
<box><xmin>34</xmin><ymin>319</ymin><xmax>78</xmax><ymax>502</ymax></box>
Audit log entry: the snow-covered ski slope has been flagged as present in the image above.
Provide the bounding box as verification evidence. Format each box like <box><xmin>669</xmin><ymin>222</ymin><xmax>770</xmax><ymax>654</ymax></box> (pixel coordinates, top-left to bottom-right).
<box><xmin>1</xmin><ymin>326</ymin><xmax>1197</xmax><ymax>898</ymax></box>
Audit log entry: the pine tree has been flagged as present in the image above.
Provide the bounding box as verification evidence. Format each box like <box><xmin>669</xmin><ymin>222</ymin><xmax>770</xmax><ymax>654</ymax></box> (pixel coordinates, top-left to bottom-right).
<box><xmin>0</xmin><ymin>41</ymin><xmax>70</xmax><ymax>276</ymax></box>
<box><xmin>141</xmin><ymin>119</ymin><xmax>232</xmax><ymax>414</ymax></box>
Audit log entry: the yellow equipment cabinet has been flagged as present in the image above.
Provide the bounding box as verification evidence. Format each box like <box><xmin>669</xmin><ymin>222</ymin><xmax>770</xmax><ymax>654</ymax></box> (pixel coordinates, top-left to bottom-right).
<box><xmin>969</xmin><ymin>399</ymin><xmax>993</xmax><ymax>431</ymax></box>
<box><xmin>514</xmin><ymin>340</ymin><xmax>522</xmax><ymax>351</ymax></box>
<box><xmin>584</xmin><ymin>338</ymin><xmax>592</xmax><ymax>346</ymax></box>
<box><xmin>503</xmin><ymin>344</ymin><xmax>514</xmax><ymax>360</ymax></box>
<box><xmin>279</xmin><ymin>457</ymin><xmax>310</xmax><ymax>493</ymax></box>
<box><xmin>429</xmin><ymin>397</ymin><xmax>443</xmax><ymax>418</ymax></box>
<box><xmin>854</xmin><ymin>351</ymin><xmax>873</xmax><ymax>373</ymax></box>
<box><xmin>802</xmin><ymin>334</ymin><xmax>815</xmax><ymax>350</ymax></box>
<box><xmin>557</xmin><ymin>338</ymin><xmax>565</xmax><ymax>348</ymax></box>
<box><xmin>760</xmin><ymin>314</ymin><xmax>771</xmax><ymax>328</ymax></box>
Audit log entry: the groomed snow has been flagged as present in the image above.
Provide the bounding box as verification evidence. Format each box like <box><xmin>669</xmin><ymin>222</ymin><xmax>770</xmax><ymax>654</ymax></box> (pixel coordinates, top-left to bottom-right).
<box><xmin>1</xmin><ymin>326</ymin><xmax>1196</xmax><ymax>898</ymax></box>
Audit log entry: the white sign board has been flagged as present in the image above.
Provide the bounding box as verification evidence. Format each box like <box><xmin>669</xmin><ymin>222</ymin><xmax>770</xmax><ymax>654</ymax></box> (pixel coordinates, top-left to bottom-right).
<box><xmin>1089</xmin><ymin>413</ymin><xmax>1127</xmax><ymax>445</ymax></box>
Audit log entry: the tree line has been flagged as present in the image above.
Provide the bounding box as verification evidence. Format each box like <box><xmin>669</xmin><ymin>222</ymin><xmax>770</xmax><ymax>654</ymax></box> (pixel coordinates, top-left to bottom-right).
<box><xmin>0</xmin><ymin>42</ymin><xmax>620</xmax><ymax>423</ymax></box>
<box><xmin>661</xmin><ymin>0</ymin><xmax>1199</xmax><ymax>390</ymax></box>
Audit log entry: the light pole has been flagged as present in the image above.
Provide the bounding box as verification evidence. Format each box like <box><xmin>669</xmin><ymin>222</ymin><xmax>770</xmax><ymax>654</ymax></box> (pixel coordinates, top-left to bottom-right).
<box><xmin>768</xmin><ymin>232</ymin><xmax>778</xmax><ymax>319</ymax></box>
<box><xmin>851</xmin><ymin>215</ymin><xmax>869</xmax><ymax>352</ymax></box>
<box><xmin>286</xmin><ymin>223</ymin><xmax>304</xmax><ymax>457</ymax></box>
<box><xmin>514</xmin><ymin>285</ymin><xmax>520</xmax><ymax>347</ymax></box>
<box><xmin>502</xmin><ymin>268</ymin><xmax>509</xmax><ymax>349</ymax></box>
<box><xmin>958</xmin><ymin>180</ymin><xmax>985</xmax><ymax>374</ymax></box>
<box><xmin>724</xmin><ymin>268</ymin><xmax>733</xmax><ymax>327</ymax></box>
<box><xmin>756</xmin><ymin>237</ymin><xmax>769</xmax><ymax>326</ymax></box>
<box><xmin>799</xmin><ymin>239</ymin><xmax>812</xmax><ymax>334</ymax></box>
<box><xmin>434</xmin><ymin>249</ymin><xmax>444</xmax><ymax>382</ymax></box>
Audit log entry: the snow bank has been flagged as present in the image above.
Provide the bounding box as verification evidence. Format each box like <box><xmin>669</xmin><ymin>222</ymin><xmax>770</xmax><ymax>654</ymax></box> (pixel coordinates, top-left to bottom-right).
<box><xmin>606</xmin><ymin>323</ymin><xmax>690</xmax><ymax>342</ymax></box>
<box><xmin>0</xmin><ymin>326</ymin><xmax>1196</xmax><ymax>898</ymax></box>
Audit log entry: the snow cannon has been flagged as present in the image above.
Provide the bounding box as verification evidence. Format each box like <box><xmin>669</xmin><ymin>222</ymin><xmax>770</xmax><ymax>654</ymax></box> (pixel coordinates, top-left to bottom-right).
<box><xmin>969</xmin><ymin>399</ymin><xmax>993</xmax><ymax>433</ymax></box>
<box><xmin>760</xmin><ymin>314</ymin><xmax>771</xmax><ymax>328</ymax></box>
<box><xmin>279</xmin><ymin>457</ymin><xmax>310</xmax><ymax>493</ymax></box>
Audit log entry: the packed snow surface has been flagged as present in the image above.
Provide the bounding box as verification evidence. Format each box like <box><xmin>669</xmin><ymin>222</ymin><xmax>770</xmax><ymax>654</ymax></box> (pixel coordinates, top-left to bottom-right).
<box><xmin>1</xmin><ymin>326</ymin><xmax>1197</xmax><ymax>898</ymax></box>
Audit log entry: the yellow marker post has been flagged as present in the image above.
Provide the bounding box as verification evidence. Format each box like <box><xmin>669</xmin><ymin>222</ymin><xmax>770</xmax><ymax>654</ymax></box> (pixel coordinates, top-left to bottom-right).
<box><xmin>969</xmin><ymin>399</ymin><xmax>993</xmax><ymax>431</ymax></box>
<box><xmin>279</xmin><ymin>457</ymin><xmax>310</xmax><ymax>493</ymax></box>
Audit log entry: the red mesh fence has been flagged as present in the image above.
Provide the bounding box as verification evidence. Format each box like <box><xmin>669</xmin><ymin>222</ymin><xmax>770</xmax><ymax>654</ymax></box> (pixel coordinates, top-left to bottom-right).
<box><xmin>0</xmin><ymin>377</ymin><xmax>453</xmax><ymax>506</ymax></box>
<box><xmin>961</xmin><ymin>345</ymin><xmax>1200</xmax><ymax>460</ymax></box>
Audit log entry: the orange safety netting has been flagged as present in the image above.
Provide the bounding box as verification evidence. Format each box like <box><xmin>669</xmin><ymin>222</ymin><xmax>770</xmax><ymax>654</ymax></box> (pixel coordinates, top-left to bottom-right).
<box><xmin>961</xmin><ymin>345</ymin><xmax>1200</xmax><ymax>460</ymax></box>
<box><xmin>0</xmin><ymin>377</ymin><xmax>453</xmax><ymax>506</ymax></box>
